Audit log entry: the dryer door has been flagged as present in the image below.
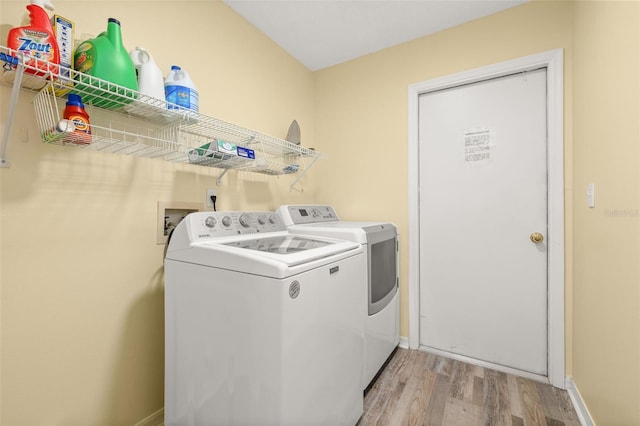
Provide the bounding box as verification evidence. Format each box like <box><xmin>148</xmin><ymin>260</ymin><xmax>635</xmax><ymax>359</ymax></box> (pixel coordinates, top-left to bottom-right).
<box><xmin>364</xmin><ymin>225</ymin><xmax>398</xmax><ymax>315</ymax></box>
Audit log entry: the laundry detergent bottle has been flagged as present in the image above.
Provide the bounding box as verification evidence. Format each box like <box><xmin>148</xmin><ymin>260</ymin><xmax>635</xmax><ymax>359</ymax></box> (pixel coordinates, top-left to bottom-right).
<box><xmin>73</xmin><ymin>18</ymin><xmax>138</xmax><ymax>107</ymax></box>
<box><xmin>62</xmin><ymin>94</ymin><xmax>91</xmax><ymax>144</ymax></box>
<box><xmin>6</xmin><ymin>0</ymin><xmax>60</xmax><ymax>75</ymax></box>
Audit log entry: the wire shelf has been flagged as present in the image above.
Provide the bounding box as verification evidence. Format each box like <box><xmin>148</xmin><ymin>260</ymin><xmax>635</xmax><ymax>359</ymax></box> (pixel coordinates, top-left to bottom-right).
<box><xmin>1</xmin><ymin>45</ymin><xmax>325</xmax><ymax>189</ymax></box>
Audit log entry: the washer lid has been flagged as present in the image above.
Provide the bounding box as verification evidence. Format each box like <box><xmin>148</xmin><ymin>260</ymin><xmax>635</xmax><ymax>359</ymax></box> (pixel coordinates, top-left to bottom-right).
<box><xmin>193</xmin><ymin>233</ymin><xmax>360</xmax><ymax>267</ymax></box>
<box><xmin>168</xmin><ymin>231</ymin><xmax>362</xmax><ymax>277</ymax></box>
<box><xmin>223</xmin><ymin>234</ymin><xmax>334</xmax><ymax>254</ymax></box>
<box><xmin>165</xmin><ymin>210</ymin><xmax>365</xmax><ymax>277</ymax></box>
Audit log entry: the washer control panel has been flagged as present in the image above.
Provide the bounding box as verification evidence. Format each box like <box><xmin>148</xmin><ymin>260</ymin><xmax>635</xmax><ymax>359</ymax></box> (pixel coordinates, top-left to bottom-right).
<box><xmin>277</xmin><ymin>205</ymin><xmax>339</xmax><ymax>225</ymax></box>
<box><xmin>185</xmin><ymin>211</ymin><xmax>285</xmax><ymax>240</ymax></box>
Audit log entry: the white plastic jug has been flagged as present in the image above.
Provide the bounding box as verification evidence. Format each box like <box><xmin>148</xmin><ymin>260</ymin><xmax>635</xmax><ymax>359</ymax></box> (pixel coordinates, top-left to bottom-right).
<box><xmin>165</xmin><ymin>65</ymin><xmax>199</xmax><ymax>112</ymax></box>
<box><xmin>129</xmin><ymin>47</ymin><xmax>165</xmax><ymax>101</ymax></box>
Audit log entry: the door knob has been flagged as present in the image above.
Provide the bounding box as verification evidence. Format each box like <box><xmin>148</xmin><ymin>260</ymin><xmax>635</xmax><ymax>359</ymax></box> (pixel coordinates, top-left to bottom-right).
<box><xmin>530</xmin><ymin>232</ymin><xmax>544</xmax><ymax>243</ymax></box>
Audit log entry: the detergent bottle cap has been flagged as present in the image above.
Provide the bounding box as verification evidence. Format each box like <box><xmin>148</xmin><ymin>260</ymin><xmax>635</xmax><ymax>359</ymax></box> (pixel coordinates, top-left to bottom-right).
<box><xmin>66</xmin><ymin>94</ymin><xmax>85</xmax><ymax>108</ymax></box>
<box><xmin>171</xmin><ymin>65</ymin><xmax>181</xmax><ymax>71</ymax></box>
<box><xmin>30</xmin><ymin>0</ymin><xmax>54</xmax><ymax>12</ymax></box>
<box><xmin>105</xmin><ymin>18</ymin><xmax>126</xmax><ymax>51</ymax></box>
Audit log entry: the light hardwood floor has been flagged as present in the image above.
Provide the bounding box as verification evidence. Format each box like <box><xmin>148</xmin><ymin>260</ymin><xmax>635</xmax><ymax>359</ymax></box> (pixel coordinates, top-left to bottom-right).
<box><xmin>358</xmin><ymin>348</ymin><xmax>580</xmax><ymax>426</ymax></box>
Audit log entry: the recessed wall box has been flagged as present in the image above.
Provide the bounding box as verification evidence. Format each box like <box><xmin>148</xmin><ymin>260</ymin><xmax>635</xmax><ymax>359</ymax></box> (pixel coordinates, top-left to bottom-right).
<box><xmin>157</xmin><ymin>201</ymin><xmax>202</xmax><ymax>245</ymax></box>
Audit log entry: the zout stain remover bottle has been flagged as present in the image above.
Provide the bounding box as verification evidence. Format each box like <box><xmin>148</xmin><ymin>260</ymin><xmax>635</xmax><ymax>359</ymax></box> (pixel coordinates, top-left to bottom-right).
<box><xmin>6</xmin><ymin>0</ymin><xmax>60</xmax><ymax>75</ymax></box>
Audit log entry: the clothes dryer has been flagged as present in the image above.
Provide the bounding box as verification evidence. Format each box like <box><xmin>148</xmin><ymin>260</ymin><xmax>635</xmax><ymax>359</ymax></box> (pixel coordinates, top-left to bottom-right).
<box><xmin>277</xmin><ymin>205</ymin><xmax>400</xmax><ymax>389</ymax></box>
<box><xmin>164</xmin><ymin>211</ymin><xmax>365</xmax><ymax>425</ymax></box>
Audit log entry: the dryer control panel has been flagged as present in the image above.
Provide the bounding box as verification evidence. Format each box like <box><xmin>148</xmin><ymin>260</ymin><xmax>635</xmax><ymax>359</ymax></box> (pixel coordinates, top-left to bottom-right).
<box><xmin>182</xmin><ymin>211</ymin><xmax>285</xmax><ymax>241</ymax></box>
<box><xmin>278</xmin><ymin>205</ymin><xmax>339</xmax><ymax>226</ymax></box>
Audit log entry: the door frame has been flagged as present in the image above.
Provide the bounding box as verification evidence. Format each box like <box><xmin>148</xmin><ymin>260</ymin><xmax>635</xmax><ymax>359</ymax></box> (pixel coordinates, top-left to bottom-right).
<box><xmin>407</xmin><ymin>49</ymin><xmax>565</xmax><ymax>388</ymax></box>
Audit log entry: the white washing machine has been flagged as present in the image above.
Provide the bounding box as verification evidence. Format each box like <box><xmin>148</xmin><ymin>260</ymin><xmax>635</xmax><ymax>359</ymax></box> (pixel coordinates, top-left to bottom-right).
<box><xmin>164</xmin><ymin>211</ymin><xmax>366</xmax><ymax>425</ymax></box>
<box><xmin>277</xmin><ymin>205</ymin><xmax>400</xmax><ymax>389</ymax></box>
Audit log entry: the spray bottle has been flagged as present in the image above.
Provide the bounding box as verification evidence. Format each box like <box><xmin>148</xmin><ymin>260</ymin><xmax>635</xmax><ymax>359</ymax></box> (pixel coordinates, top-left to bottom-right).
<box><xmin>6</xmin><ymin>0</ymin><xmax>60</xmax><ymax>75</ymax></box>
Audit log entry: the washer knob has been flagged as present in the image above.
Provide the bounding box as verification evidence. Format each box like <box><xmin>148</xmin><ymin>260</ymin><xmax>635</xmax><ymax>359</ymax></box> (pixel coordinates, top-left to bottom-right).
<box><xmin>238</xmin><ymin>213</ymin><xmax>252</xmax><ymax>228</ymax></box>
<box><xmin>268</xmin><ymin>215</ymin><xmax>277</xmax><ymax>224</ymax></box>
<box><xmin>257</xmin><ymin>215</ymin><xmax>266</xmax><ymax>225</ymax></box>
<box><xmin>221</xmin><ymin>216</ymin><xmax>232</xmax><ymax>227</ymax></box>
<box><xmin>204</xmin><ymin>216</ymin><xmax>217</xmax><ymax>228</ymax></box>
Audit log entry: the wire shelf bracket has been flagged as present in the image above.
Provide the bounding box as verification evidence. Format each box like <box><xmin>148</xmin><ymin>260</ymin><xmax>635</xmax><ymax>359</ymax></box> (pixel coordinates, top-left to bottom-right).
<box><xmin>1</xmin><ymin>51</ymin><xmax>27</xmax><ymax>168</ymax></box>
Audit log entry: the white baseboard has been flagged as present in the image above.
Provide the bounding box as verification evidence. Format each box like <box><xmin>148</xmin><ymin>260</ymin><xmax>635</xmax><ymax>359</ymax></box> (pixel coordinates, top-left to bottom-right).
<box><xmin>566</xmin><ymin>377</ymin><xmax>595</xmax><ymax>426</ymax></box>
<box><xmin>134</xmin><ymin>408</ymin><xmax>164</xmax><ymax>426</ymax></box>
<box><xmin>399</xmin><ymin>336</ymin><xmax>409</xmax><ymax>349</ymax></box>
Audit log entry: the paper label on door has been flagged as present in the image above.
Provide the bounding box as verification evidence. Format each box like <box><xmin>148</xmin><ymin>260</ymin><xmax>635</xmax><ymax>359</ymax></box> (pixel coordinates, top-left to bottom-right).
<box><xmin>464</xmin><ymin>128</ymin><xmax>495</xmax><ymax>166</ymax></box>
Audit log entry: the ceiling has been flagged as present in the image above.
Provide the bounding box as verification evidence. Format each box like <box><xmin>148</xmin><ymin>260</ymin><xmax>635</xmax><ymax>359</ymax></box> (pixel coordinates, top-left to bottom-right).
<box><xmin>223</xmin><ymin>0</ymin><xmax>528</xmax><ymax>71</ymax></box>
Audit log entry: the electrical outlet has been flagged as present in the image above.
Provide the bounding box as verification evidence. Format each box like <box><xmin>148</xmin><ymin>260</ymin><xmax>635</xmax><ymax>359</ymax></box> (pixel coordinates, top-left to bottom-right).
<box><xmin>206</xmin><ymin>188</ymin><xmax>217</xmax><ymax>209</ymax></box>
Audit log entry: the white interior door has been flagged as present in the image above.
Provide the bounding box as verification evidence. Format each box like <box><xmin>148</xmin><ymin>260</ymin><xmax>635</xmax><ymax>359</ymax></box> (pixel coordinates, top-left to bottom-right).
<box><xmin>418</xmin><ymin>68</ymin><xmax>548</xmax><ymax>376</ymax></box>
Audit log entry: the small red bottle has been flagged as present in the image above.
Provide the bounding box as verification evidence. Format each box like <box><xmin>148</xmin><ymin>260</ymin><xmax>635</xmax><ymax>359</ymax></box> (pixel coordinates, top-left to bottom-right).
<box><xmin>63</xmin><ymin>94</ymin><xmax>92</xmax><ymax>144</ymax></box>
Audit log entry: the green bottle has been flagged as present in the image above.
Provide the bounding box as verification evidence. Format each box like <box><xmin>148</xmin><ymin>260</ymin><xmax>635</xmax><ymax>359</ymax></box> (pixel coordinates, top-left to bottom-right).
<box><xmin>73</xmin><ymin>18</ymin><xmax>138</xmax><ymax>108</ymax></box>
